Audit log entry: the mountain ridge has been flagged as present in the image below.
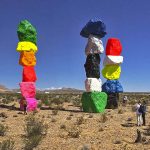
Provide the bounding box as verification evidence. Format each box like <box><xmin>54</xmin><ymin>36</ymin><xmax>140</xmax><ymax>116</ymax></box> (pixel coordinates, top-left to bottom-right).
<box><xmin>0</xmin><ymin>84</ymin><xmax>84</xmax><ymax>94</ymax></box>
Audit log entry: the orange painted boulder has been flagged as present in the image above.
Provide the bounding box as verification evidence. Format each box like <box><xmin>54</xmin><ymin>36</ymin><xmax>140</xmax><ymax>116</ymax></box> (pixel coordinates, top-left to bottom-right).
<box><xmin>19</xmin><ymin>51</ymin><xmax>36</xmax><ymax>66</ymax></box>
<box><xmin>22</xmin><ymin>66</ymin><xmax>37</xmax><ymax>82</ymax></box>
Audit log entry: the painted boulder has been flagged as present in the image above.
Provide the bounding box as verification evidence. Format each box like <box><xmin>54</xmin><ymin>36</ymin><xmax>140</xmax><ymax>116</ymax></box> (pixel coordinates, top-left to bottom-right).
<box><xmin>19</xmin><ymin>51</ymin><xmax>36</xmax><ymax>66</ymax></box>
<box><xmin>19</xmin><ymin>82</ymin><xmax>36</xmax><ymax>98</ymax></box>
<box><xmin>84</xmin><ymin>63</ymin><xmax>100</xmax><ymax>78</ymax></box>
<box><xmin>26</xmin><ymin>98</ymin><xmax>38</xmax><ymax>111</ymax></box>
<box><xmin>102</xmin><ymin>80</ymin><xmax>123</xmax><ymax>93</ymax></box>
<box><xmin>106</xmin><ymin>93</ymin><xmax>119</xmax><ymax>109</ymax></box>
<box><xmin>85</xmin><ymin>53</ymin><xmax>100</xmax><ymax>65</ymax></box>
<box><xmin>17</xmin><ymin>20</ymin><xmax>37</xmax><ymax>44</ymax></box>
<box><xmin>80</xmin><ymin>19</ymin><xmax>107</xmax><ymax>38</ymax></box>
<box><xmin>85</xmin><ymin>34</ymin><xmax>104</xmax><ymax>55</ymax></box>
<box><xmin>102</xmin><ymin>65</ymin><xmax>121</xmax><ymax>80</ymax></box>
<box><xmin>103</xmin><ymin>55</ymin><xmax>123</xmax><ymax>66</ymax></box>
<box><xmin>16</xmin><ymin>41</ymin><xmax>37</xmax><ymax>52</ymax></box>
<box><xmin>106</xmin><ymin>38</ymin><xmax>122</xmax><ymax>56</ymax></box>
<box><xmin>84</xmin><ymin>53</ymin><xmax>100</xmax><ymax>78</ymax></box>
<box><xmin>85</xmin><ymin>78</ymin><xmax>102</xmax><ymax>92</ymax></box>
<box><xmin>22</xmin><ymin>66</ymin><xmax>37</xmax><ymax>82</ymax></box>
<box><xmin>81</xmin><ymin>92</ymin><xmax>107</xmax><ymax>113</ymax></box>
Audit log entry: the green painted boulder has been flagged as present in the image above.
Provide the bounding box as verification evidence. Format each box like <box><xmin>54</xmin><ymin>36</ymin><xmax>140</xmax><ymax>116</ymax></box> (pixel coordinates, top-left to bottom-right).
<box><xmin>17</xmin><ymin>20</ymin><xmax>37</xmax><ymax>44</ymax></box>
<box><xmin>81</xmin><ymin>92</ymin><xmax>107</xmax><ymax>113</ymax></box>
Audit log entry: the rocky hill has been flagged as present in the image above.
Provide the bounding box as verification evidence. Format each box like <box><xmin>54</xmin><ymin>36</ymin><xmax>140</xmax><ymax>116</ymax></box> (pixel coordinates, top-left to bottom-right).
<box><xmin>0</xmin><ymin>84</ymin><xmax>10</xmax><ymax>92</ymax></box>
<box><xmin>40</xmin><ymin>87</ymin><xmax>84</xmax><ymax>94</ymax></box>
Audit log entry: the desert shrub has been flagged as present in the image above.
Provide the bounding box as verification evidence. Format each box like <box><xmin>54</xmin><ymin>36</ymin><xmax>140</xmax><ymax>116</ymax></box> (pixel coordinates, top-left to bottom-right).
<box><xmin>68</xmin><ymin>126</ymin><xmax>81</xmax><ymax>138</ymax></box>
<box><xmin>101</xmin><ymin>113</ymin><xmax>108</xmax><ymax>123</ymax></box>
<box><xmin>60</xmin><ymin>124</ymin><xmax>66</xmax><ymax>129</ymax></box>
<box><xmin>118</xmin><ymin>108</ymin><xmax>123</xmax><ymax>114</ymax></box>
<box><xmin>0</xmin><ymin>112</ymin><xmax>8</xmax><ymax>118</ymax></box>
<box><xmin>56</xmin><ymin>104</ymin><xmax>64</xmax><ymax>110</ymax></box>
<box><xmin>24</xmin><ymin>115</ymin><xmax>48</xmax><ymax>150</ymax></box>
<box><xmin>37</xmin><ymin>101</ymin><xmax>42</xmax><ymax>108</ymax></box>
<box><xmin>128</xmin><ymin>100</ymin><xmax>136</xmax><ymax>105</ymax></box>
<box><xmin>0</xmin><ymin>123</ymin><xmax>8</xmax><ymax>136</ymax></box>
<box><xmin>24</xmin><ymin>115</ymin><xmax>47</xmax><ymax>137</ymax></box>
<box><xmin>51</xmin><ymin>110</ymin><xmax>58</xmax><ymax>115</ymax></box>
<box><xmin>131</xmin><ymin>105</ymin><xmax>137</xmax><ymax>112</ymax></box>
<box><xmin>36</xmin><ymin>94</ymin><xmax>48</xmax><ymax>102</ymax></box>
<box><xmin>42</xmin><ymin>99</ymin><xmax>49</xmax><ymax>106</ymax></box>
<box><xmin>72</xmin><ymin>99</ymin><xmax>81</xmax><ymax>107</ymax></box>
<box><xmin>24</xmin><ymin>135</ymin><xmax>42</xmax><ymax>150</ymax></box>
<box><xmin>76</xmin><ymin>116</ymin><xmax>84</xmax><ymax>125</ymax></box>
<box><xmin>1</xmin><ymin>98</ymin><xmax>8</xmax><ymax>104</ymax></box>
<box><xmin>143</xmin><ymin>125</ymin><xmax>150</xmax><ymax>136</ymax></box>
<box><xmin>66</xmin><ymin>116</ymin><xmax>72</xmax><ymax>120</ymax></box>
<box><xmin>51</xmin><ymin>99</ymin><xmax>63</xmax><ymax>105</ymax></box>
<box><xmin>0</xmin><ymin>139</ymin><xmax>15</xmax><ymax>150</ymax></box>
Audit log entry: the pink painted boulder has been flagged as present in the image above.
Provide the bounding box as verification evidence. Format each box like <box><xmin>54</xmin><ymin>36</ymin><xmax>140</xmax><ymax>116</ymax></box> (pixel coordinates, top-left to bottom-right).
<box><xmin>19</xmin><ymin>82</ymin><xmax>36</xmax><ymax>98</ymax></box>
<box><xmin>26</xmin><ymin>98</ymin><xmax>38</xmax><ymax>111</ymax></box>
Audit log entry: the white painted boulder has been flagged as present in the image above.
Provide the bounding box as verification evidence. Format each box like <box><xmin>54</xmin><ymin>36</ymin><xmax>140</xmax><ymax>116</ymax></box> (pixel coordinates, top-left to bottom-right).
<box><xmin>85</xmin><ymin>34</ymin><xmax>104</xmax><ymax>55</ymax></box>
<box><xmin>85</xmin><ymin>78</ymin><xmax>102</xmax><ymax>92</ymax></box>
<box><xmin>103</xmin><ymin>55</ymin><xmax>123</xmax><ymax>66</ymax></box>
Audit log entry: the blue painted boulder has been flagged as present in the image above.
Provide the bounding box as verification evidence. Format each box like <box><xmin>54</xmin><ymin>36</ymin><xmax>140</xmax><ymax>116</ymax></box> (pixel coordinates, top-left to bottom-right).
<box><xmin>80</xmin><ymin>19</ymin><xmax>107</xmax><ymax>38</ymax></box>
<box><xmin>102</xmin><ymin>80</ymin><xmax>123</xmax><ymax>93</ymax></box>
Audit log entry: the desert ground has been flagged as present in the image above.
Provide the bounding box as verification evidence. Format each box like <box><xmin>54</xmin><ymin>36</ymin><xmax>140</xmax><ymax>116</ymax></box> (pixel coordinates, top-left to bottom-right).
<box><xmin>0</xmin><ymin>98</ymin><xmax>150</xmax><ymax>150</ymax></box>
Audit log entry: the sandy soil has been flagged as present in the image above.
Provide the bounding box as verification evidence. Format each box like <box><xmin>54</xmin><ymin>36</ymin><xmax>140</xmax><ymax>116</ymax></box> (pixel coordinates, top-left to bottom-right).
<box><xmin>0</xmin><ymin>102</ymin><xmax>150</xmax><ymax>150</ymax></box>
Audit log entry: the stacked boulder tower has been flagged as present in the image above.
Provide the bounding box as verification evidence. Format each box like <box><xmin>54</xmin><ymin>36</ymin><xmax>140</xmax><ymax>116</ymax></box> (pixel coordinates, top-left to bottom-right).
<box><xmin>80</xmin><ymin>19</ymin><xmax>107</xmax><ymax>113</ymax></box>
<box><xmin>16</xmin><ymin>20</ymin><xmax>38</xmax><ymax>111</ymax></box>
<box><xmin>102</xmin><ymin>38</ymin><xmax>123</xmax><ymax>108</ymax></box>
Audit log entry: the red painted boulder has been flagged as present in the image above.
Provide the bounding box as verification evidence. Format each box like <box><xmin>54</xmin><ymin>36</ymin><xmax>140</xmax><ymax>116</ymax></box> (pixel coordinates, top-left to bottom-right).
<box><xmin>22</xmin><ymin>66</ymin><xmax>37</xmax><ymax>82</ymax></box>
<box><xmin>106</xmin><ymin>38</ymin><xmax>122</xmax><ymax>56</ymax></box>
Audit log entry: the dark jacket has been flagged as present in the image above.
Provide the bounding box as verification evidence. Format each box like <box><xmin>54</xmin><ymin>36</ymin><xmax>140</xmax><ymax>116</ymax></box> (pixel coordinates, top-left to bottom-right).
<box><xmin>139</xmin><ymin>105</ymin><xmax>146</xmax><ymax>113</ymax></box>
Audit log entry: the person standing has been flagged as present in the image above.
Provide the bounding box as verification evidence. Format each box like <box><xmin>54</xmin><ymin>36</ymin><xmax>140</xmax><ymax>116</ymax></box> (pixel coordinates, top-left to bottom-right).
<box><xmin>136</xmin><ymin>101</ymin><xmax>142</xmax><ymax>126</ymax></box>
<box><xmin>22</xmin><ymin>98</ymin><xmax>27</xmax><ymax>115</ymax></box>
<box><xmin>141</xmin><ymin>101</ymin><xmax>147</xmax><ymax>126</ymax></box>
<box><xmin>123</xmin><ymin>96</ymin><xmax>128</xmax><ymax>106</ymax></box>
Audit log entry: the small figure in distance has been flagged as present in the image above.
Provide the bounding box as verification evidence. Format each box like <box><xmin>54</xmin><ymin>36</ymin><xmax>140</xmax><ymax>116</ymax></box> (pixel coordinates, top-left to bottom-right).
<box><xmin>22</xmin><ymin>98</ymin><xmax>27</xmax><ymax>115</ymax></box>
<box><xmin>140</xmin><ymin>101</ymin><xmax>147</xmax><ymax>126</ymax></box>
<box><xmin>123</xmin><ymin>96</ymin><xmax>128</xmax><ymax>106</ymax></box>
<box><xmin>136</xmin><ymin>100</ymin><xmax>143</xmax><ymax>126</ymax></box>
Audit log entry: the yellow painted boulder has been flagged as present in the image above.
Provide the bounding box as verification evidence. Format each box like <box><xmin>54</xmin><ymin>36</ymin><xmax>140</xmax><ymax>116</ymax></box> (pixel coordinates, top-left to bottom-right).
<box><xmin>19</xmin><ymin>51</ymin><xmax>36</xmax><ymax>66</ymax></box>
<box><xmin>16</xmin><ymin>41</ymin><xmax>38</xmax><ymax>52</ymax></box>
<box><xmin>102</xmin><ymin>65</ymin><xmax>121</xmax><ymax>80</ymax></box>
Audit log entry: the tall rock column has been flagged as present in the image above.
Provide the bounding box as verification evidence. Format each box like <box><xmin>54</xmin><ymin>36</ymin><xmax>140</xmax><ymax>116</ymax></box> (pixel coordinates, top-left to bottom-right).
<box><xmin>102</xmin><ymin>38</ymin><xmax>123</xmax><ymax>108</ymax></box>
<box><xmin>80</xmin><ymin>19</ymin><xmax>107</xmax><ymax>113</ymax></box>
<box><xmin>16</xmin><ymin>20</ymin><xmax>38</xmax><ymax>111</ymax></box>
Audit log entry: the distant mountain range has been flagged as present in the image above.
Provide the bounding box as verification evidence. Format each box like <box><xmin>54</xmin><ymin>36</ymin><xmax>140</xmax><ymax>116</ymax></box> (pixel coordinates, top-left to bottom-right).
<box><xmin>0</xmin><ymin>84</ymin><xmax>10</xmax><ymax>92</ymax></box>
<box><xmin>39</xmin><ymin>87</ymin><xmax>84</xmax><ymax>94</ymax></box>
<box><xmin>0</xmin><ymin>84</ymin><xmax>84</xmax><ymax>94</ymax></box>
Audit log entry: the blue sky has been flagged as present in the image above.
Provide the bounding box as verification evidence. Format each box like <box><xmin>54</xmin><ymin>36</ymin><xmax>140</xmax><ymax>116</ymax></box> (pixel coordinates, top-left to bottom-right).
<box><xmin>0</xmin><ymin>0</ymin><xmax>150</xmax><ymax>92</ymax></box>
